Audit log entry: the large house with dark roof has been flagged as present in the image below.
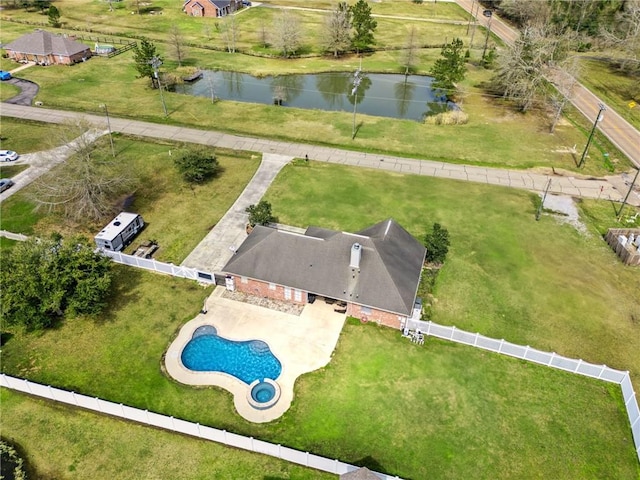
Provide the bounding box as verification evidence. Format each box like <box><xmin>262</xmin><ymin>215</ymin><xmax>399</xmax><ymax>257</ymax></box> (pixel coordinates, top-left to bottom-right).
<box><xmin>183</xmin><ymin>0</ymin><xmax>242</xmax><ymax>17</ymax></box>
<box><xmin>3</xmin><ymin>30</ymin><xmax>92</xmax><ymax>66</ymax></box>
<box><xmin>222</xmin><ymin>219</ymin><xmax>426</xmax><ymax>329</ymax></box>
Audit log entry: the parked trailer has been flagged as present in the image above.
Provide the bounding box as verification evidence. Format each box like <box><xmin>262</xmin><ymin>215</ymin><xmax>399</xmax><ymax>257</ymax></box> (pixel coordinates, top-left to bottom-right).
<box><xmin>94</xmin><ymin>212</ymin><xmax>144</xmax><ymax>251</ymax></box>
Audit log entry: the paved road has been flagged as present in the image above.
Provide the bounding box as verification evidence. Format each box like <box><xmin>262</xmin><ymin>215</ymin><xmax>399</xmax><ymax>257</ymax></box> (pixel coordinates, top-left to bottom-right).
<box><xmin>0</xmin><ymin>128</ymin><xmax>106</xmax><ymax>202</ymax></box>
<box><xmin>456</xmin><ymin>0</ymin><xmax>640</xmax><ymax>169</ymax></box>
<box><xmin>1</xmin><ymin>103</ymin><xmax>638</xmax><ymax>207</ymax></box>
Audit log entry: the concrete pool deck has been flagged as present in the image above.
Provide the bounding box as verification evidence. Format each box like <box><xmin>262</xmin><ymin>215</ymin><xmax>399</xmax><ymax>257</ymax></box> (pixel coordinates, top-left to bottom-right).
<box><xmin>165</xmin><ymin>288</ymin><xmax>346</xmax><ymax>423</ymax></box>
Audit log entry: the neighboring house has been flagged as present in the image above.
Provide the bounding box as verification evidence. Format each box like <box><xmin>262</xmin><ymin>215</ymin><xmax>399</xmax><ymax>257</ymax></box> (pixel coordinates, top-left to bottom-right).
<box><xmin>3</xmin><ymin>30</ymin><xmax>92</xmax><ymax>66</ymax></box>
<box><xmin>223</xmin><ymin>219</ymin><xmax>427</xmax><ymax>329</ymax></box>
<box><xmin>340</xmin><ymin>467</ymin><xmax>380</xmax><ymax>480</ymax></box>
<box><xmin>183</xmin><ymin>0</ymin><xmax>242</xmax><ymax>17</ymax></box>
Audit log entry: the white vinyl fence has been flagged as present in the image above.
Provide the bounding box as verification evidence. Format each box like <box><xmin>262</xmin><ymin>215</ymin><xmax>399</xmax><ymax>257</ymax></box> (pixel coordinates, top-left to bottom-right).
<box><xmin>0</xmin><ymin>374</ymin><xmax>400</xmax><ymax>479</ymax></box>
<box><xmin>406</xmin><ymin>319</ymin><xmax>640</xmax><ymax>462</ymax></box>
<box><xmin>101</xmin><ymin>249</ymin><xmax>215</xmax><ymax>284</ymax></box>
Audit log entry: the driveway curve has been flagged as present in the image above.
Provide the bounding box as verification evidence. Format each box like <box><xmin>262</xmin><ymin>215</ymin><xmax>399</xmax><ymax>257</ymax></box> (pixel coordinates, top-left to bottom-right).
<box><xmin>3</xmin><ymin>78</ymin><xmax>39</xmax><ymax>106</ymax></box>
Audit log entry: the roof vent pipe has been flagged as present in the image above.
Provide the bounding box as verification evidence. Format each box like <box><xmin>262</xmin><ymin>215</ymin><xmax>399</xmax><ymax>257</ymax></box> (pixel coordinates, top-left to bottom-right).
<box><xmin>350</xmin><ymin>243</ymin><xmax>361</xmax><ymax>269</ymax></box>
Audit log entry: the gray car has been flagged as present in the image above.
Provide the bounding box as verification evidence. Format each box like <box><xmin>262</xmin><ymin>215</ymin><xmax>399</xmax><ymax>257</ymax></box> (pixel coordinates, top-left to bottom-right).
<box><xmin>0</xmin><ymin>178</ymin><xmax>15</xmax><ymax>192</ymax></box>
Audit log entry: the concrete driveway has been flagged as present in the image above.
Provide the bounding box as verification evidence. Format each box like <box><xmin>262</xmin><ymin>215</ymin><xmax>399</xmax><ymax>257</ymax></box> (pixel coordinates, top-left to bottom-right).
<box><xmin>181</xmin><ymin>153</ymin><xmax>292</xmax><ymax>274</ymax></box>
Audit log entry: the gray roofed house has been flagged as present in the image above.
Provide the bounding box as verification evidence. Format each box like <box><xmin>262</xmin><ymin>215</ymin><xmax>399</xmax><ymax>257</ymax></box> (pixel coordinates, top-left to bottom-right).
<box><xmin>183</xmin><ymin>0</ymin><xmax>242</xmax><ymax>17</ymax></box>
<box><xmin>222</xmin><ymin>219</ymin><xmax>426</xmax><ymax>329</ymax></box>
<box><xmin>3</xmin><ymin>30</ymin><xmax>92</xmax><ymax>66</ymax></box>
<box><xmin>340</xmin><ymin>467</ymin><xmax>381</xmax><ymax>480</ymax></box>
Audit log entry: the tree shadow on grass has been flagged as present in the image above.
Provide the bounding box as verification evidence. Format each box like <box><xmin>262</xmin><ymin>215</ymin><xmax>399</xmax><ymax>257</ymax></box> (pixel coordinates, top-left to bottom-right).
<box><xmin>96</xmin><ymin>266</ymin><xmax>144</xmax><ymax>324</ymax></box>
<box><xmin>352</xmin><ymin>455</ymin><xmax>386</xmax><ymax>474</ymax></box>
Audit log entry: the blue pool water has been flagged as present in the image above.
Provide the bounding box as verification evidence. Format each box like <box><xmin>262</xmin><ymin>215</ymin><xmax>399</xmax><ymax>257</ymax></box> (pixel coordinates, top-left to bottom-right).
<box><xmin>181</xmin><ymin>325</ymin><xmax>282</xmax><ymax>384</ymax></box>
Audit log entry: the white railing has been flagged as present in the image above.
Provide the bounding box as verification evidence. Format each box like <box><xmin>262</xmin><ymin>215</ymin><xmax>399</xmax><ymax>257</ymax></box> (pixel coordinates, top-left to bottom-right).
<box><xmin>101</xmin><ymin>249</ymin><xmax>215</xmax><ymax>284</ymax></box>
<box><xmin>406</xmin><ymin>319</ymin><xmax>640</xmax><ymax>462</ymax></box>
<box><xmin>0</xmin><ymin>374</ymin><xmax>400</xmax><ymax>479</ymax></box>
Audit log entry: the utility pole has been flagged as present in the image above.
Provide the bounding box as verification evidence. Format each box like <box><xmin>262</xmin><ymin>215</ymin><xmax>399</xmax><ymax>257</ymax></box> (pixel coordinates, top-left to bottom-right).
<box><xmin>578</xmin><ymin>103</ymin><xmax>606</xmax><ymax>168</ymax></box>
<box><xmin>481</xmin><ymin>9</ymin><xmax>493</xmax><ymax>60</ymax></box>
<box><xmin>466</xmin><ymin>0</ymin><xmax>475</xmax><ymax>35</ymax></box>
<box><xmin>351</xmin><ymin>58</ymin><xmax>363</xmax><ymax>140</ymax></box>
<box><xmin>617</xmin><ymin>168</ymin><xmax>640</xmax><ymax>221</ymax></box>
<box><xmin>149</xmin><ymin>56</ymin><xmax>168</xmax><ymax>117</ymax></box>
<box><xmin>99</xmin><ymin>103</ymin><xmax>115</xmax><ymax>157</ymax></box>
<box><xmin>469</xmin><ymin>1</ymin><xmax>480</xmax><ymax>48</ymax></box>
<box><xmin>536</xmin><ymin>178</ymin><xmax>552</xmax><ymax>221</ymax></box>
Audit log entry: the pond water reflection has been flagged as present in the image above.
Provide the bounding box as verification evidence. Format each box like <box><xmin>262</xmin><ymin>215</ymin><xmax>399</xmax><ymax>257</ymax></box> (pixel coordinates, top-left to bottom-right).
<box><xmin>175</xmin><ymin>71</ymin><xmax>455</xmax><ymax>121</ymax></box>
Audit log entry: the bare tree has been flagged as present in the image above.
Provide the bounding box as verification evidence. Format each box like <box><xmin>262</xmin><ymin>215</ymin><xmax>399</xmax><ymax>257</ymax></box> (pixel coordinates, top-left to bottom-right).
<box><xmin>271</xmin><ymin>9</ymin><xmax>301</xmax><ymax>58</ymax></box>
<box><xmin>548</xmin><ymin>57</ymin><xmax>580</xmax><ymax>133</ymax></box>
<box><xmin>31</xmin><ymin>121</ymin><xmax>136</xmax><ymax>223</ymax></box>
<box><xmin>222</xmin><ymin>14</ymin><xmax>239</xmax><ymax>53</ymax></box>
<box><xmin>322</xmin><ymin>1</ymin><xmax>351</xmax><ymax>57</ymax></box>
<box><xmin>131</xmin><ymin>0</ymin><xmax>140</xmax><ymax>15</ymax></box>
<box><xmin>203</xmin><ymin>23</ymin><xmax>213</xmax><ymax>41</ymax></box>
<box><xmin>259</xmin><ymin>19</ymin><xmax>269</xmax><ymax>48</ymax></box>
<box><xmin>499</xmin><ymin>0</ymin><xmax>551</xmax><ymax>28</ymax></box>
<box><xmin>403</xmin><ymin>25</ymin><xmax>419</xmax><ymax>75</ymax></box>
<box><xmin>493</xmin><ymin>25</ymin><xmax>561</xmax><ymax>113</ymax></box>
<box><xmin>600</xmin><ymin>0</ymin><xmax>640</xmax><ymax>75</ymax></box>
<box><xmin>168</xmin><ymin>24</ymin><xmax>187</xmax><ymax>67</ymax></box>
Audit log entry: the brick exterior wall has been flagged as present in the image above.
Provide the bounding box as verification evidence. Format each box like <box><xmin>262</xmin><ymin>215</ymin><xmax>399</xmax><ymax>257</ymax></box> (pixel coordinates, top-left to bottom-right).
<box><xmin>347</xmin><ymin>303</ymin><xmax>405</xmax><ymax>329</ymax></box>
<box><xmin>228</xmin><ymin>276</ymin><xmax>407</xmax><ymax>329</ymax></box>
<box><xmin>184</xmin><ymin>0</ymin><xmax>241</xmax><ymax>17</ymax></box>
<box><xmin>7</xmin><ymin>49</ymin><xmax>91</xmax><ymax>65</ymax></box>
<box><xmin>231</xmin><ymin>276</ymin><xmax>308</xmax><ymax>305</ymax></box>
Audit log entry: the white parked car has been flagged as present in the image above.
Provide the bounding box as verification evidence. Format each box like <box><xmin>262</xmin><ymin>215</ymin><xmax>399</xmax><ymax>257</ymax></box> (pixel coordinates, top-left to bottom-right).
<box><xmin>0</xmin><ymin>150</ymin><xmax>19</xmax><ymax>162</ymax></box>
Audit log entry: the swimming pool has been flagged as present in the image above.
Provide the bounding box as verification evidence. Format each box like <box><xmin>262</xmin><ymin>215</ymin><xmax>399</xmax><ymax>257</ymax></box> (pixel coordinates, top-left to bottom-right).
<box><xmin>181</xmin><ymin>325</ymin><xmax>282</xmax><ymax>385</ymax></box>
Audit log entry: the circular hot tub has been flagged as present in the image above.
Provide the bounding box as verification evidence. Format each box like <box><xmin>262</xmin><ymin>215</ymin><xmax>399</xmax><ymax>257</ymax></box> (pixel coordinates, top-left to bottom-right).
<box><xmin>247</xmin><ymin>378</ymin><xmax>281</xmax><ymax>410</ymax></box>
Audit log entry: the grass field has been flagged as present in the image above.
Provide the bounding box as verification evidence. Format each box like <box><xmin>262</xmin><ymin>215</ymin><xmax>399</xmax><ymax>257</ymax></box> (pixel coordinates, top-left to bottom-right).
<box><xmin>0</xmin><ymin>20</ymin><xmax>629</xmax><ymax>175</ymax></box>
<box><xmin>0</xmin><ymin>268</ymin><xmax>637</xmax><ymax>479</ymax></box>
<box><xmin>264</xmin><ymin>161</ymin><xmax>640</xmax><ymax>388</ymax></box>
<box><xmin>0</xmin><ymin>134</ymin><xmax>259</xmax><ymax>262</ymax></box>
<box><xmin>2</xmin><ymin>163</ymin><xmax>639</xmax><ymax>477</ymax></box>
<box><xmin>1</xmin><ymin>386</ymin><xmax>336</xmax><ymax>479</ymax></box>
<box><xmin>578</xmin><ymin>58</ymin><xmax>640</xmax><ymax>131</ymax></box>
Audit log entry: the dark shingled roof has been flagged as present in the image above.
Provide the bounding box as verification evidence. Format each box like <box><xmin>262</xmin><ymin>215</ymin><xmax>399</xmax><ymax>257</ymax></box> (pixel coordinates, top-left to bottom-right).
<box><xmin>4</xmin><ymin>30</ymin><xmax>90</xmax><ymax>57</ymax></box>
<box><xmin>223</xmin><ymin>219</ymin><xmax>426</xmax><ymax>316</ymax></box>
<box><xmin>340</xmin><ymin>467</ymin><xmax>381</xmax><ymax>479</ymax></box>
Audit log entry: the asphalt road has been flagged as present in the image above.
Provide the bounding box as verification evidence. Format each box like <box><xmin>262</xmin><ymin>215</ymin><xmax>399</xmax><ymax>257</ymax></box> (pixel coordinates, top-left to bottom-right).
<box><xmin>456</xmin><ymin>0</ymin><xmax>640</xmax><ymax>169</ymax></box>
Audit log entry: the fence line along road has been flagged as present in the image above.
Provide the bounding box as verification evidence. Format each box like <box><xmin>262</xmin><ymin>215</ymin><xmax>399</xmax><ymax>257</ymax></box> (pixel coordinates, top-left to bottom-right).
<box><xmin>456</xmin><ymin>0</ymin><xmax>640</xmax><ymax>169</ymax></box>
<box><xmin>406</xmin><ymin>318</ymin><xmax>640</xmax><ymax>462</ymax></box>
<box><xmin>0</xmin><ymin>374</ymin><xmax>402</xmax><ymax>480</ymax></box>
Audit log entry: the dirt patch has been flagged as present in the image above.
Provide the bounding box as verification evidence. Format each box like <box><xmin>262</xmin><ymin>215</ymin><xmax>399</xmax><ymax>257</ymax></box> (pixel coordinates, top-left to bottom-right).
<box><xmin>541</xmin><ymin>193</ymin><xmax>588</xmax><ymax>234</ymax></box>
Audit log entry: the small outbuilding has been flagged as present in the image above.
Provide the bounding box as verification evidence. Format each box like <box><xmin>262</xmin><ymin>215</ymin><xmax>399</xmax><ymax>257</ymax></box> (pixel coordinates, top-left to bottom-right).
<box><xmin>3</xmin><ymin>30</ymin><xmax>92</xmax><ymax>66</ymax></box>
<box><xmin>94</xmin><ymin>212</ymin><xmax>144</xmax><ymax>252</ymax></box>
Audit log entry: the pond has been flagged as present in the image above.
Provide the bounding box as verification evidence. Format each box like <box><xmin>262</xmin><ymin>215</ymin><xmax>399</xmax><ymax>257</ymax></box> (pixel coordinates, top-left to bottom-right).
<box><xmin>175</xmin><ymin>71</ymin><xmax>456</xmax><ymax>122</ymax></box>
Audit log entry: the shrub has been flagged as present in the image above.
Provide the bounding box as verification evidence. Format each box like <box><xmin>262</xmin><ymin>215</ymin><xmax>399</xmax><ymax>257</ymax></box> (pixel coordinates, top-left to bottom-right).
<box><xmin>424</xmin><ymin>223</ymin><xmax>450</xmax><ymax>264</ymax></box>
<box><xmin>424</xmin><ymin>110</ymin><xmax>469</xmax><ymax>125</ymax></box>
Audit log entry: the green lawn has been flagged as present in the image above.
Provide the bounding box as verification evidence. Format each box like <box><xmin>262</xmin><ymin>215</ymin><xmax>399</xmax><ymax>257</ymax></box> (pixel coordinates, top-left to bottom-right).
<box><xmin>0</xmin><ymin>21</ymin><xmax>628</xmax><ymax>175</ymax></box>
<box><xmin>0</xmin><ymin>135</ymin><xmax>259</xmax><ymax>263</ymax></box>
<box><xmin>0</xmin><ymin>118</ymin><xmax>68</xmax><ymax>154</ymax></box>
<box><xmin>264</xmin><ymin>161</ymin><xmax>640</xmax><ymax>388</ymax></box>
<box><xmin>578</xmin><ymin>58</ymin><xmax>640</xmax><ymax>131</ymax></box>
<box><xmin>2</xmin><ymin>167</ymin><xmax>639</xmax><ymax>477</ymax></box>
<box><xmin>0</xmin><ymin>389</ymin><xmax>335</xmax><ymax>480</ymax></box>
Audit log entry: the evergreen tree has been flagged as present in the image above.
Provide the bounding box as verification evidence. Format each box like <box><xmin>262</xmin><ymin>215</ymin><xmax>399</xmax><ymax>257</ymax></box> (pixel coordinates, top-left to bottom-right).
<box><xmin>47</xmin><ymin>4</ymin><xmax>60</xmax><ymax>27</ymax></box>
<box><xmin>133</xmin><ymin>38</ymin><xmax>161</xmax><ymax>86</ymax></box>
<box><xmin>424</xmin><ymin>223</ymin><xmax>450</xmax><ymax>264</ymax></box>
<box><xmin>429</xmin><ymin>38</ymin><xmax>467</xmax><ymax>96</ymax></box>
<box><xmin>351</xmin><ymin>0</ymin><xmax>377</xmax><ymax>54</ymax></box>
